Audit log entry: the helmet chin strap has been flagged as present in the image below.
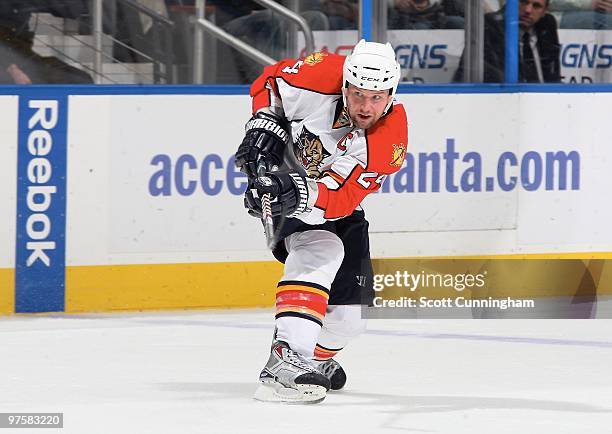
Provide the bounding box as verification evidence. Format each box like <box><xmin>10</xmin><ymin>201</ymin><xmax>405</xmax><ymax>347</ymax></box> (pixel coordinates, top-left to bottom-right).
<box><xmin>383</xmin><ymin>95</ymin><xmax>394</xmax><ymax>116</ymax></box>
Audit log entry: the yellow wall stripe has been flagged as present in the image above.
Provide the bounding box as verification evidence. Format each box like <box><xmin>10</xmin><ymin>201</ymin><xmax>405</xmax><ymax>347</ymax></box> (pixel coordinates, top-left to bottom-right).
<box><xmin>373</xmin><ymin>257</ymin><xmax>612</xmax><ymax>298</ymax></box>
<box><xmin>65</xmin><ymin>261</ymin><xmax>283</xmax><ymax>313</ymax></box>
<box><xmin>385</xmin><ymin>252</ymin><xmax>612</xmax><ymax>260</ymax></box>
<box><xmin>5</xmin><ymin>251</ymin><xmax>607</xmax><ymax>314</ymax></box>
<box><xmin>0</xmin><ymin>268</ymin><xmax>14</xmax><ymax>315</ymax></box>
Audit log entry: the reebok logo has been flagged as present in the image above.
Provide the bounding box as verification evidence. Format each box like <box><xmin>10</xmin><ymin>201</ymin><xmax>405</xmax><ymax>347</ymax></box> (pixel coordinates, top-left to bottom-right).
<box><xmin>25</xmin><ymin>100</ymin><xmax>59</xmax><ymax>266</ymax></box>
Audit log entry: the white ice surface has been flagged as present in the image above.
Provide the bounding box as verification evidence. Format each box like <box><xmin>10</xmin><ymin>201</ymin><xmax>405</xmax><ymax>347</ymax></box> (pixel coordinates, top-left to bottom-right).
<box><xmin>1</xmin><ymin>310</ymin><xmax>611</xmax><ymax>434</ymax></box>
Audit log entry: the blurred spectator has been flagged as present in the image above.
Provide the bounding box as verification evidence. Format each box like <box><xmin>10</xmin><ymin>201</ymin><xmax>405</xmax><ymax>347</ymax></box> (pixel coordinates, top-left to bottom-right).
<box><xmin>388</xmin><ymin>0</ymin><xmax>464</xmax><ymax>29</ymax></box>
<box><xmin>320</xmin><ymin>0</ymin><xmax>358</xmax><ymax>29</ymax></box>
<box><xmin>220</xmin><ymin>1</ymin><xmax>329</xmax><ymax>83</ymax></box>
<box><xmin>454</xmin><ymin>0</ymin><xmax>560</xmax><ymax>83</ymax></box>
<box><xmin>483</xmin><ymin>0</ymin><xmax>502</xmax><ymax>13</ymax></box>
<box><xmin>109</xmin><ymin>0</ymin><xmax>172</xmax><ymax>64</ymax></box>
<box><xmin>0</xmin><ymin>1</ymin><xmax>93</xmax><ymax>84</ymax></box>
<box><xmin>551</xmin><ymin>0</ymin><xmax>612</xmax><ymax>29</ymax></box>
<box><xmin>138</xmin><ymin>0</ymin><xmax>169</xmax><ymax>34</ymax></box>
<box><xmin>206</xmin><ymin>0</ymin><xmax>265</xmax><ymax>26</ymax></box>
<box><xmin>442</xmin><ymin>0</ymin><xmax>465</xmax><ymax>17</ymax></box>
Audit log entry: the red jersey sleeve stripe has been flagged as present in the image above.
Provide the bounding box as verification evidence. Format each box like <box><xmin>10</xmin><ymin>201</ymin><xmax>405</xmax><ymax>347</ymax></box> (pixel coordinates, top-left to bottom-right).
<box><xmin>314</xmin><ymin>165</ymin><xmax>376</xmax><ymax>219</ymax></box>
<box><xmin>321</xmin><ymin>170</ymin><xmax>345</xmax><ymax>184</ymax></box>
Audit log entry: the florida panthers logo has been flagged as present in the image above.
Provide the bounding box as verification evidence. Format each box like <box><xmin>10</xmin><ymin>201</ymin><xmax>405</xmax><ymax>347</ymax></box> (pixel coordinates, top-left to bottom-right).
<box><xmin>295</xmin><ymin>126</ymin><xmax>330</xmax><ymax>178</ymax></box>
<box><xmin>391</xmin><ymin>143</ymin><xmax>407</xmax><ymax>167</ymax></box>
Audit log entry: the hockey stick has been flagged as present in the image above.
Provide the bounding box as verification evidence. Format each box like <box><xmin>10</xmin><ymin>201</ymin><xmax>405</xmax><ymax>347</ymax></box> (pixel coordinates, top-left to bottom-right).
<box><xmin>257</xmin><ymin>160</ymin><xmax>277</xmax><ymax>250</ymax></box>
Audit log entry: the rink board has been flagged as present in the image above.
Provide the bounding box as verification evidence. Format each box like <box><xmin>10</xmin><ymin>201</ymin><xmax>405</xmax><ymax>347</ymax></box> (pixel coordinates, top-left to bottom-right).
<box><xmin>0</xmin><ymin>96</ymin><xmax>17</xmax><ymax>314</ymax></box>
<box><xmin>0</xmin><ymin>86</ymin><xmax>612</xmax><ymax>313</ymax></box>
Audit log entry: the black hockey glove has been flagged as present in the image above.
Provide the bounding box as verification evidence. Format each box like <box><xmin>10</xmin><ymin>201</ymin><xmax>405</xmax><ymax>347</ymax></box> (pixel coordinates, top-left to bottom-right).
<box><xmin>245</xmin><ymin>171</ymin><xmax>311</xmax><ymax>219</ymax></box>
<box><xmin>235</xmin><ymin>111</ymin><xmax>290</xmax><ymax>179</ymax></box>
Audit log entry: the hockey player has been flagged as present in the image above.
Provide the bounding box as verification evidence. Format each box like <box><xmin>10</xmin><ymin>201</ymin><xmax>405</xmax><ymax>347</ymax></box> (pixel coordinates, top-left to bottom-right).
<box><xmin>235</xmin><ymin>40</ymin><xmax>408</xmax><ymax>404</ymax></box>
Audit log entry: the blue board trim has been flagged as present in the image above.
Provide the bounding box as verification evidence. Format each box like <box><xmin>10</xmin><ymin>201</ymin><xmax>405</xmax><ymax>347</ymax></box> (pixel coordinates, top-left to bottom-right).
<box><xmin>0</xmin><ymin>84</ymin><xmax>251</xmax><ymax>96</ymax></box>
<box><xmin>396</xmin><ymin>83</ymin><xmax>612</xmax><ymax>93</ymax></box>
<box><xmin>1</xmin><ymin>83</ymin><xmax>612</xmax><ymax>96</ymax></box>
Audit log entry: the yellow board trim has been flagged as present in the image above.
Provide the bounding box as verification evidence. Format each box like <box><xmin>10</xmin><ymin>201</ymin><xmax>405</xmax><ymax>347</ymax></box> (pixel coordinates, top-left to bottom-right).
<box><xmin>0</xmin><ymin>268</ymin><xmax>14</xmax><ymax>314</ymax></box>
<box><xmin>51</xmin><ymin>251</ymin><xmax>612</xmax><ymax>313</ymax></box>
<box><xmin>385</xmin><ymin>252</ymin><xmax>612</xmax><ymax>260</ymax></box>
<box><xmin>65</xmin><ymin>262</ymin><xmax>283</xmax><ymax>313</ymax></box>
<box><xmin>372</xmin><ymin>256</ymin><xmax>612</xmax><ymax>298</ymax></box>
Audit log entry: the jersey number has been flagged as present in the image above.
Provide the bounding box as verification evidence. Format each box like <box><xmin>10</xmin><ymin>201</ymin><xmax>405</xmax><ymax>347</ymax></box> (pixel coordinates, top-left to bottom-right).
<box><xmin>357</xmin><ymin>172</ymin><xmax>385</xmax><ymax>189</ymax></box>
<box><xmin>282</xmin><ymin>60</ymin><xmax>304</xmax><ymax>74</ymax></box>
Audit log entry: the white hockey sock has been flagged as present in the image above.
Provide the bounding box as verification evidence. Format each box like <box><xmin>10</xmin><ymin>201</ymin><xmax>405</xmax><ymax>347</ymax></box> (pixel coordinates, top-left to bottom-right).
<box><xmin>275</xmin><ymin>316</ymin><xmax>322</xmax><ymax>358</ymax></box>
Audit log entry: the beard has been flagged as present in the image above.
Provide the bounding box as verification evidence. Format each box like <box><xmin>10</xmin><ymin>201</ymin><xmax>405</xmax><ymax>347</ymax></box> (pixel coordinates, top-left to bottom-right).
<box><xmin>350</xmin><ymin>113</ymin><xmax>380</xmax><ymax>130</ymax></box>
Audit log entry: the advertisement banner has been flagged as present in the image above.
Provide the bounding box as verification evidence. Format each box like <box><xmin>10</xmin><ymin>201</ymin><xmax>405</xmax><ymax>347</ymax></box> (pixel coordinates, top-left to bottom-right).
<box><xmin>0</xmin><ymin>96</ymin><xmax>18</xmax><ymax>268</ymax></box>
<box><xmin>560</xmin><ymin>30</ymin><xmax>612</xmax><ymax>83</ymax></box>
<box><xmin>0</xmin><ymin>96</ymin><xmax>18</xmax><ymax>314</ymax></box>
<box><xmin>14</xmin><ymin>91</ymin><xmax>67</xmax><ymax>313</ymax></box>
<box><xmin>65</xmin><ymin>92</ymin><xmax>608</xmax><ymax>265</ymax></box>
<box><xmin>299</xmin><ymin>29</ymin><xmax>612</xmax><ymax>84</ymax></box>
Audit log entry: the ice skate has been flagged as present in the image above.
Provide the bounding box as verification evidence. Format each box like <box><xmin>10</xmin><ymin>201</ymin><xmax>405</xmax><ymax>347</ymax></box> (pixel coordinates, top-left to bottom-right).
<box><xmin>314</xmin><ymin>358</ymin><xmax>347</xmax><ymax>391</ymax></box>
<box><xmin>254</xmin><ymin>341</ymin><xmax>331</xmax><ymax>404</ymax></box>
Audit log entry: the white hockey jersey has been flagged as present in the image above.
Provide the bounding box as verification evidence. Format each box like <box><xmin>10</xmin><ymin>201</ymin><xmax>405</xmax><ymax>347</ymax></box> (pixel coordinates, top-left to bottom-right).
<box><xmin>250</xmin><ymin>52</ymin><xmax>409</xmax><ymax>225</ymax></box>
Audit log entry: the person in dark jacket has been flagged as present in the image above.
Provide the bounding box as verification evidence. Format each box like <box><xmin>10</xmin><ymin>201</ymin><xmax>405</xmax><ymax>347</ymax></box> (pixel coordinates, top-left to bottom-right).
<box><xmin>454</xmin><ymin>0</ymin><xmax>560</xmax><ymax>83</ymax></box>
<box><xmin>0</xmin><ymin>0</ymin><xmax>93</xmax><ymax>84</ymax></box>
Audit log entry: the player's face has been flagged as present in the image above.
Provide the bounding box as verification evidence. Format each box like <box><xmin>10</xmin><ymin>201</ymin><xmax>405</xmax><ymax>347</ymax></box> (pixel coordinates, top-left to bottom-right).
<box><xmin>519</xmin><ymin>0</ymin><xmax>547</xmax><ymax>29</ymax></box>
<box><xmin>344</xmin><ymin>84</ymin><xmax>392</xmax><ymax>129</ymax></box>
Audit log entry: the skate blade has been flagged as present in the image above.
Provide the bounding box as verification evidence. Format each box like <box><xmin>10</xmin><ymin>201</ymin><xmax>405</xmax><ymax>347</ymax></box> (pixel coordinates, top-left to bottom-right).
<box><xmin>253</xmin><ymin>382</ymin><xmax>326</xmax><ymax>404</ymax></box>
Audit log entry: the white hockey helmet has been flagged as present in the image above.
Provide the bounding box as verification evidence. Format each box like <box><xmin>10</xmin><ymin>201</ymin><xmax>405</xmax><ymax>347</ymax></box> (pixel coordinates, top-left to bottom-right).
<box><xmin>343</xmin><ymin>39</ymin><xmax>401</xmax><ymax>113</ymax></box>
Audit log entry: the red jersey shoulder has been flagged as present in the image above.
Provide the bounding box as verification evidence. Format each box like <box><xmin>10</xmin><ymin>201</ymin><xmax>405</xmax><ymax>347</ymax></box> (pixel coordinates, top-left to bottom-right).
<box><xmin>365</xmin><ymin>104</ymin><xmax>409</xmax><ymax>175</ymax></box>
<box><xmin>259</xmin><ymin>52</ymin><xmax>345</xmax><ymax>96</ymax></box>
